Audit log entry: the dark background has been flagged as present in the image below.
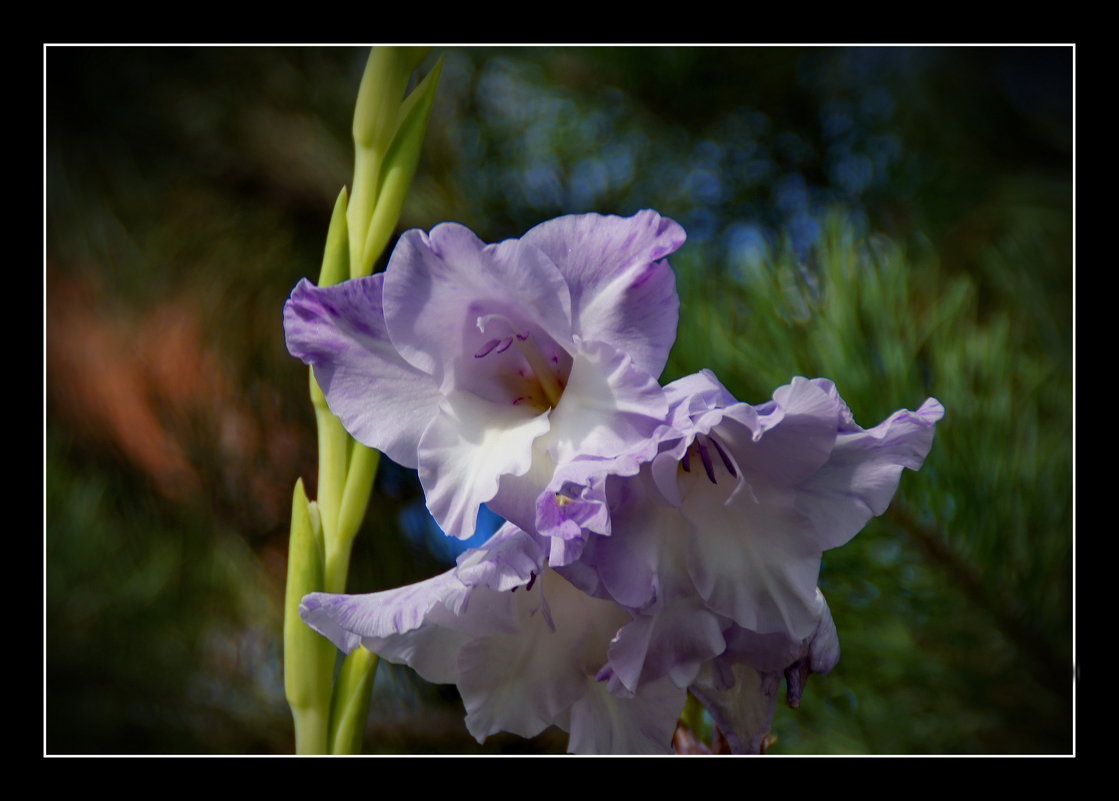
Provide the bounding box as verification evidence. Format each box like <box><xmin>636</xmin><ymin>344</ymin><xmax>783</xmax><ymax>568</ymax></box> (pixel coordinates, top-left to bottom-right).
<box><xmin>46</xmin><ymin>46</ymin><xmax>1073</xmax><ymax>754</ymax></box>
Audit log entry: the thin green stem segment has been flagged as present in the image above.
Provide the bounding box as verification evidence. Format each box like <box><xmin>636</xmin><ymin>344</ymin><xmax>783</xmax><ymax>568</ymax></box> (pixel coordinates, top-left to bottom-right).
<box><xmin>339</xmin><ymin>445</ymin><xmax>381</xmax><ymax>542</ymax></box>
<box><xmin>323</xmin><ymin>537</ymin><xmax>355</xmax><ymax>596</ymax></box>
<box><xmin>328</xmin><ymin>648</ymin><xmax>379</xmax><ymax>755</ymax></box>
<box><xmin>312</xmin><ymin>374</ymin><xmax>349</xmax><ymax>544</ymax></box>
<box><xmin>348</xmin><ymin>148</ymin><xmax>382</xmax><ymax>278</ymax></box>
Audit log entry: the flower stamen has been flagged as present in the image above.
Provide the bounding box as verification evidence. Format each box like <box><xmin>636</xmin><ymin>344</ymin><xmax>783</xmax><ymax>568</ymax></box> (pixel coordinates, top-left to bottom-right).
<box><xmin>707</xmin><ymin>435</ymin><xmax>737</xmax><ymax>478</ymax></box>
<box><xmin>679</xmin><ymin>436</ymin><xmax>733</xmax><ymax>484</ymax></box>
<box><xmin>696</xmin><ymin>437</ymin><xmax>717</xmax><ymax>484</ymax></box>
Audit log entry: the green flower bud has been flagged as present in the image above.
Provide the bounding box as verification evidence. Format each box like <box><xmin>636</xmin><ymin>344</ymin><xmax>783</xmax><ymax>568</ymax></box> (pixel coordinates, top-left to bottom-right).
<box><xmin>358</xmin><ymin>57</ymin><xmax>444</xmax><ymax>276</ymax></box>
<box><xmin>317</xmin><ymin>186</ymin><xmax>350</xmax><ymax>288</ymax></box>
<box><xmin>284</xmin><ymin>479</ymin><xmax>336</xmax><ymax>753</ymax></box>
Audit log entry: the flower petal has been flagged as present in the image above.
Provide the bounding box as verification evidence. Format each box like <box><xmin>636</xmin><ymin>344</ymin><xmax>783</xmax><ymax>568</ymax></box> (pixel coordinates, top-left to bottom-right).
<box><xmin>299</xmin><ymin>572</ymin><xmax>495</xmax><ymax>686</ymax></box>
<box><xmin>542</xmin><ymin>337</ymin><xmax>670</xmax><ymax>464</ymax></box>
<box><xmin>562</xmin><ymin>674</ymin><xmax>685</xmax><ymax>755</ymax></box>
<box><xmin>783</xmin><ymin>590</ymin><xmax>841</xmax><ymax>708</ymax></box>
<box><xmin>494</xmin><ymin>337</ymin><xmax>673</xmax><ymax>559</ymax></box>
<box><xmin>382</xmin><ymin>224</ymin><xmax>574</xmax><ymax>386</ymax></box>
<box><xmin>682</xmin><ymin>463</ymin><xmax>825</xmax><ymax>638</ymax></box>
<box><xmin>418</xmin><ymin>391</ymin><xmax>552</xmax><ymax>539</ymax></box>
<box><xmin>457</xmin><ymin>569</ymin><xmax>631</xmax><ymax>744</ymax></box>
<box><xmin>690</xmin><ymin>662</ymin><xmax>781</xmax><ymax>755</ymax></box>
<box><xmin>521</xmin><ymin>210</ymin><xmax>685</xmax><ymax>378</ymax></box>
<box><xmin>796</xmin><ymin>396</ymin><xmax>945</xmax><ymax>550</ymax></box>
<box><xmin>720</xmin><ymin>376</ymin><xmax>841</xmax><ymax>486</ymax></box>
<box><xmin>607</xmin><ymin>598</ymin><xmax>727</xmax><ymax>693</ymax></box>
<box><xmin>283</xmin><ymin>276</ymin><xmax>441</xmax><ymax>468</ymax></box>
<box><xmin>532</xmin><ymin>429</ymin><xmax>672</xmax><ymax>566</ymax></box>
<box><xmin>299</xmin><ymin>530</ymin><xmax>538</xmax><ymax>685</ymax></box>
<box><xmin>454</xmin><ymin>523</ymin><xmax>546</xmax><ymax>592</ymax></box>
<box><xmin>300</xmin><ymin>569</ymin><xmax>473</xmax><ymax>650</ymax></box>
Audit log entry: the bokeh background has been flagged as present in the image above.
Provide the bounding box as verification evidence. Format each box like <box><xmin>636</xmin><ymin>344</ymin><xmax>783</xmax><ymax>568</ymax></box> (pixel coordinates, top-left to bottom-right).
<box><xmin>46</xmin><ymin>46</ymin><xmax>1073</xmax><ymax>755</ymax></box>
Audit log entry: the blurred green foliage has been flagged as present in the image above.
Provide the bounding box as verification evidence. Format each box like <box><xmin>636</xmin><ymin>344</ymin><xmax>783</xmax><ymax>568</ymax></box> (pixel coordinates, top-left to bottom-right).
<box><xmin>46</xmin><ymin>46</ymin><xmax>1071</xmax><ymax>754</ymax></box>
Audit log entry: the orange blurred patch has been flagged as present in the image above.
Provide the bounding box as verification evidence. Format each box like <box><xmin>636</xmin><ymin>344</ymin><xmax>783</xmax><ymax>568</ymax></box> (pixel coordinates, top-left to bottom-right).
<box><xmin>47</xmin><ymin>268</ymin><xmax>304</xmax><ymax>529</ymax></box>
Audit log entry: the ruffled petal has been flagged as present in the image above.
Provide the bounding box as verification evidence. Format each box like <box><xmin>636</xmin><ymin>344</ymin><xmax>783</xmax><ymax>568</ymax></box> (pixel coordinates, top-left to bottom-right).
<box><xmin>663</xmin><ymin>367</ymin><xmax>739</xmax><ymax>414</ymax></box>
<box><xmin>300</xmin><ymin>572</ymin><xmax>517</xmax><ymax>686</ymax></box>
<box><xmin>300</xmin><ymin>570</ymin><xmax>469</xmax><ymax>652</ymax></box>
<box><xmin>418</xmin><ymin>391</ymin><xmax>552</xmax><ymax>539</ymax></box>
<box><xmin>300</xmin><ymin>526</ymin><xmax>546</xmax><ymax>688</ymax></box>
<box><xmin>532</xmin><ymin>429</ymin><xmax>671</xmax><ymax>566</ymax></box>
<box><xmin>454</xmin><ymin>523</ymin><xmax>546</xmax><ymax>592</ymax></box>
<box><xmin>305</xmin><ymin>533</ymin><xmax>653</xmax><ymax>753</ymax></box>
<box><xmin>382</xmin><ymin>224</ymin><xmax>574</xmax><ymax>386</ymax></box>
<box><xmin>718</xmin><ymin>376</ymin><xmax>841</xmax><ymax>487</ymax></box>
<box><xmin>650</xmin><ymin>373</ymin><xmax>943</xmax><ymax>640</ymax></box>
<box><xmin>796</xmin><ymin>397</ymin><xmax>945</xmax><ymax>550</ymax></box>
<box><xmin>283</xmin><ymin>276</ymin><xmax>441</xmax><ymax>468</ymax></box>
<box><xmin>492</xmin><ymin>337</ymin><xmax>672</xmax><ymax>561</ymax></box>
<box><xmin>521</xmin><ymin>210</ymin><xmax>685</xmax><ymax>379</ymax></box>
<box><xmin>542</xmin><ymin>337</ymin><xmax>669</xmax><ymax>465</ymax></box>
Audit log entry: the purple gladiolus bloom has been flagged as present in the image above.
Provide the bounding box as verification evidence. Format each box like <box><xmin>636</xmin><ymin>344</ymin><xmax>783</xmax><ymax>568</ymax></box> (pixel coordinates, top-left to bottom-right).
<box><xmin>301</xmin><ymin>369</ymin><xmax>941</xmax><ymax>753</ymax></box>
<box><xmin>301</xmin><ymin>523</ymin><xmax>686</xmax><ymax>754</ymax></box>
<box><xmin>286</xmin><ymin>207</ymin><xmax>946</xmax><ymax>753</ymax></box>
<box><xmin>537</xmin><ymin>370</ymin><xmax>942</xmax><ymax>750</ymax></box>
<box><xmin>552</xmin><ymin>370</ymin><xmax>943</xmax><ymax>636</ymax></box>
<box><xmin>284</xmin><ymin>211</ymin><xmax>685</xmax><ymax>540</ymax></box>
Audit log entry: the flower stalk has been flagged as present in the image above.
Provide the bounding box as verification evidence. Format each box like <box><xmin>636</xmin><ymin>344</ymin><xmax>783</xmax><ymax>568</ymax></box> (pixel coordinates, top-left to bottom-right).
<box><xmin>283</xmin><ymin>46</ymin><xmax>442</xmax><ymax>755</ymax></box>
<box><xmin>327</xmin><ymin>647</ymin><xmax>379</xmax><ymax>754</ymax></box>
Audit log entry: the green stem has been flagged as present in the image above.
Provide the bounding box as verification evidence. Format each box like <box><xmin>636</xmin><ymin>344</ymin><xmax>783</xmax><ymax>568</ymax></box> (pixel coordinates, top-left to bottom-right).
<box><xmin>292</xmin><ymin>705</ymin><xmax>331</xmax><ymax>755</ymax></box>
<box><xmin>339</xmin><ymin>444</ymin><xmax>380</xmax><ymax>541</ymax></box>
<box><xmin>323</xmin><ymin>536</ymin><xmax>355</xmax><ymax>596</ymax></box>
<box><xmin>312</xmin><ymin>373</ymin><xmax>349</xmax><ymax>542</ymax></box>
<box><xmin>348</xmin><ymin>147</ymin><xmax>381</xmax><ymax>278</ymax></box>
<box><xmin>284</xmin><ymin>46</ymin><xmax>442</xmax><ymax>758</ymax></box>
<box><xmin>328</xmin><ymin>647</ymin><xmax>379</xmax><ymax>754</ymax></box>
